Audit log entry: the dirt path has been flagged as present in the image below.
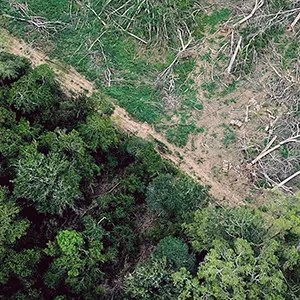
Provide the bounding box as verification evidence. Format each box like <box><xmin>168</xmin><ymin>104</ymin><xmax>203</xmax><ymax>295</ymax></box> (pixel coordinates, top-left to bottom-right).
<box><xmin>4</xmin><ymin>31</ymin><xmax>246</xmax><ymax>206</ymax></box>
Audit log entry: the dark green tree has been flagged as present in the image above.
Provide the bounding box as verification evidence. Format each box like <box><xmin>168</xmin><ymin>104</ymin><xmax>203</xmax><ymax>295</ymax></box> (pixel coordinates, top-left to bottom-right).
<box><xmin>0</xmin><ymin>52</ymin><xmax>31</xmax><ymax>84</ymax></box>
<box><xmin>154</xmin><ymin>237</ymin><xmax>195</xmax><ymax>272</ymax></box>
<box><xmin>0</xmin><ymin>187</ymin><xmax>29</xmax><ymax>269</ymax></box>
<box><xmin>44</xmin><ymin>217</ymin><xmax>108</xmax><ymax>296</ymax></box>
<box><xmin>146</xmin><ymin>174</ymin><xmax>210</xmax><ymax>219</ymax></box>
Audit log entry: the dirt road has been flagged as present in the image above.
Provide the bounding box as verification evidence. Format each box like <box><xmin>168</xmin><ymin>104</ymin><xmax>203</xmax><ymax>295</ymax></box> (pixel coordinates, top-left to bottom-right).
<box><xmin>4</xmin><ymin>31</ymin><xmax>246</xmax><ymax>206</ymax></box>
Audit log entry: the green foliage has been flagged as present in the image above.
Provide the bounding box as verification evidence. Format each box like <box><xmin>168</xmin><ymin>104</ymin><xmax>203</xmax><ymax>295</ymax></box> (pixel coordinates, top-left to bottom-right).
<box><xmin>0</xmin><ymin>187</ymin><xmax>29</xmax><ymax>255</ymax></box>
<box><xmin>0</xmin><ymin>52</ymin><xmax>31</xmax><ymax>84</ymax></box>
<box><xmin>107</xmin><ymin>83</ymin><xmax>162</xmax><ymax>124</ymax></box>
<box><xmin>166</xmin><ymin>122</ymin><xmax>198</xmax><ymax>147</ymax></box>
<box><xmin>0</xmin><ymin>113</ymin><xmax>39</xmax><ymax>159</ymax></box>
<box><xmin>201</xmin><ymin>81</ymin><xmax>217</xmax><ymax>96</ymax></box>
<box><xmin>14</xmin><ymin>144</ymin><xmax>82</xmax><ymax>215</ymax></box>
<box><xmin>56</xmin><ymin>230</ymin><xmax>84</xmax><ymax>257</ymax></box>
<box><xmin>8</xmin><ymin>64</ymin><xmax>59</xmax><ymax>114</ymax></box>
<box><xmin>78</xmin><ymin>114</ymin><xmax>118</xmax><ymax>152</ymax></box>
<box><xmin>154</xmin><ymin>237</ymin><xmax>195</xmax><ymax>272</ymax></box>
<box><xmin>97</xmin><ymin>193</ymin><xmax>134</xmax><ymax>222</ymax></box>
<box><xmin>39</xmin><ymin>129</ymin><xmax>99</xmax><ymax>179</ymax></box>
<box><xmin>126</xmin><ymin>137</ymin><xmax>169</xmax><ymax>178</ymax></box>
<box><xmin>125</xmin><ymin>257</ymin><xmax>180</xmax><ymax>300</ymax></box>
<box><xmin>146</xmin><ymin>174</ymin><xmax>210</xmax><ymax>219</ymax></box>
<box><xmin>185</xmin><ymin>206</ymin><xmax>267</xmax><ymax>251</ymax></box>
<box><xmin>173</xmin><ymin>239</ymin><xmax>288</xmax><ymax>299</ymax></box>
<box><xmin>221</xmin><ymin>123</ymin><xmax>236</xmax><ymax>147</ymax></box>
<box><xmin>45</xmin><ymin>226</ymin><xmax>106</xmax><ymax>295</ymax></box>
<box><xmin>1</xmin><ymin>0</ymin><xmax>217</xmax><ymax>143</ymax></box>
<box><xmin>6</xmin><ymin>248</ymin><xmax>41</xmax><ymax>281</ymax></box>
<box><xmin>283</xmin><ymin>41</ymin><xmax>299</xmax><ymax>68</ymax></box>
<box><xmin>1</xmin><ymin>48</ymin><xmax>298</xmax><ymax>299</ymax></box>
<box><xmin>238</xmin><ymin>24</ymin><xmax>285</xmax><ymax>73</ymax></box>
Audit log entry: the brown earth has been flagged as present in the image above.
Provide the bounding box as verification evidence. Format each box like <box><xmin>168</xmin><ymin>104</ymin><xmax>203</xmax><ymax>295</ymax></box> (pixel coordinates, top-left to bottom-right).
<box><xmin>2</xmin><ymin>29</ymin><xmax>256</xmax><ymax>206</ymax></box>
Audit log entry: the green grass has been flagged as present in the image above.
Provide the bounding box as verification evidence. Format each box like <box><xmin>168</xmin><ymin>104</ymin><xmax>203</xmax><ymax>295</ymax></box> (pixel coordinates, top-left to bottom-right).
<box><xmin>221</xmin><ymin>123</ymin><xmax>236</xmax><ymax>147</ymax></box>
<box><xmin>1</xmin><ymin>1</ymin><xmax>234</xmax><ymax>147</ymax></box>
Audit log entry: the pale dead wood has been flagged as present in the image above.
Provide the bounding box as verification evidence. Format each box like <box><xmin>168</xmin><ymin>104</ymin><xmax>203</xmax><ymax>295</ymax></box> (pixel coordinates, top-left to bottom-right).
<box><xmin>251</xmin><ymin>135</ymin><xmax>300</xmax><ymax>165</ymax></box>
<box><xmin>157</xmin><ymin>33</ymin><xmax>193</xmax><ymax>80</ymax></box>
<box><xmin>245</xmin><ymin>105</ymin><xmax>249</xmax><ymax>123</ymax></box>
<box><xmin>77</xmin><ymin>0</ymin><xmax>107</xmax><ymax>27</ymax></box>
<box><xmin>87</xmin><ymin>31</ymin><xmax>107</xmax><ymax>51</ymax></box>
<box><xmin>290</xmin><ymin>12</ymin><xmax>300</xmax><ymax>29</ymax></box>
<box><xmin>275</xmin><ymin>170</ymin><xmax>300</xmax><ymax>189</ymax></box>
<box><xmin>227</xmin><ymin>36</ymin><xmax>242</xmax><ymax>74</ymax></box>
<box><xmin>3</xmin><ymin>14</ymin><xmax>64</xmax><ymax>31</ymax></box>
<box><xmin>113</xmin><ymin>21</ymin><xmax>147</xmax><ymax>44</ymax></box>
<box><xmin>233</xmin><ymin>0</ymin><xmax>265</xmax><ymax>28</ymax></box>
<box><xmin>260</xmin><ymin>135</ymin><xmax>278</xmax><ymax>155</ymax></box>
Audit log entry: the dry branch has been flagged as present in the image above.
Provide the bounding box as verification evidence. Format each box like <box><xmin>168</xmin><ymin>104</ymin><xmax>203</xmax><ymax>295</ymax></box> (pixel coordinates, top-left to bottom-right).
<box><xmin>157</xmin><ymin>31</ymin><xmax>193</xmax><ymax>80</ymax></box>
<box><xmin>275</xmin><ymin>170</ymin><xmax>300</xmax><ymax>189</ymax></box>
<box><xmin>291</xmin><ymin>12</ymin><xmax>300</xmax><ymax>29</ymax></box>
<box><xmin>113</xmin><ymin>21</ymin><xmax>147</xmax><ymax>44</ymax></box>
<box><xmin>251</xmin><ymin>135</ymin><xmax>300</xmax><ymax>165</ymax></box>
<box><xmin>233</xmin><ymin>0</ymin><xmax>264</xmax><ymax>28</ymax></box>
<box><xmin>227</xmin><ymin>36</ymin><xmax>242</xmax><ymax>74</ymax></box>
<box><xmin>3</xmin><ymin>14</ymin><xmax>65</xmax><ymax>32</ymax></box>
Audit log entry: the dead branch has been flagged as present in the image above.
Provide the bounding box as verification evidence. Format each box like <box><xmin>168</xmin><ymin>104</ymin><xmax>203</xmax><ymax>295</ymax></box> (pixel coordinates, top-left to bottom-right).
<box><xmin>251</xmin><ymin>135</ymin><xmax>300</xmax><ymax>165</ymax></box>
<box><xmin>291</xmin><ymin>12</ymin><xmax>300</xmax><ymax>29</ymax></box>
<box><xmin>227</xmin><ymin>36</ymin><xmax>242</xmax><ymax>74</ymax></box>
<box><xmin>233</xmin><ymin>0</ymin><xmax>264</xmax><ymax>28</ymax></box>
<box><xmin>157</xmin><ymin>31</ymin><xmax>193</xmax><ymax>80</ymax></box>
<box><xmin>275</xmin><ymin>170</ymin><xmax>300</xmax><ymax>189</ymax></box>
<box><xmin>76</xmin><ymin>0</ymin><xmax>107</xmax><ymax>27</ymax></box>
<box><xmin>3</xmin><ymin>14</ymin><xmax>65</xmax><ymax>32</ymax></box>
<box><xmin>113</xmin><ymin>21</ymin><xmax>147</xmax><ymax>44</ymax></box>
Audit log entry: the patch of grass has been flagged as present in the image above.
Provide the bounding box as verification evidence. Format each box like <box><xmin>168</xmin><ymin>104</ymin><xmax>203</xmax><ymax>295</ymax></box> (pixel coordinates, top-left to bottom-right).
<box><xmin>221</xmin><ymin>123</ymin><xmax>236</xmax><ymax>147</ymax></box>
<box><xmin>283</xmin><ymin>41</ymin><xmax>299</xmax><ymax>68</ymax></box>
<box><xmin>166</xmin><ymin>123</ymin><xmax>196</xmax><ymax>147</ymax></box>
<box><xmin>201</xmin><ymin>81</ymin><xmax>217</xmax><ymax>96</ymax></box>
<box><xmin>199</xmin><ymin>49</ymin><xmax>212</xmax><ymax>62</ymax></box>
<box><xmin>107</xmin><ymin>84</ymin><xmax>162</xmax><ymax>124</ymax></box>
<box><xmin>195</xmin><ymin>8</ymin><xmax>231</xmax><ymax>34</ymax></box>
<box><xmin>219</xmin><ymin>81</ymin><xmax>238</xmax><ymax>97</ymax></box>
<box><xmin>223</xmin><ymin>98</ymin><xmax>237</xmax><ymax>105</ymax></box>
<box><xmin>279</xmin><ymin>145</ymin><xmax>289</xmax><ymax>159</ymax></box>
<box><xmin>238</xmin><ymin>24</ymin><xmax>286</xmax><ymax>73</ymax></box>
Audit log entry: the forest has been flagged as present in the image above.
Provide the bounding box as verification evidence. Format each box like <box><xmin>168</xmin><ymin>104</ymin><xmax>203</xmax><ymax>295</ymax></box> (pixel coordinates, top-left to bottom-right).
<box><xmin>0</xmin><ymin>51</ymin><xmax>299</xmax><ymax>299</ymax></box>
<box><xmin>0</xmin><ymin>0</ymin><xmax>300</xmax><ymax>299</ymax></box>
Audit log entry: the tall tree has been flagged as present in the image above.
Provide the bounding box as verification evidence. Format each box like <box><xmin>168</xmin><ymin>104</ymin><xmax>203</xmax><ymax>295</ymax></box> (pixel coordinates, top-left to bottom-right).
<box><xmin>146</xmin><ymin>174</ymin><xmax>210</xmax><ymax>219</ymax></box>
<box><xmin>45</xmin><ymin>217</ymin><xmax>108</xmax><ymax>296</ymax></box>
<box><xmin>173</xmin><ymin>238</ymin><xmax>288</xmax><ymax>300</ymax></box>
<box><xmin>0</xmin><ymin>52</ymin><xmax>31</xmax><ymax>85</ymax></box>
<box><xmin>13</xmin><ymin>143</ymin><xmax>82</xmax><ymax>215</ymax></box>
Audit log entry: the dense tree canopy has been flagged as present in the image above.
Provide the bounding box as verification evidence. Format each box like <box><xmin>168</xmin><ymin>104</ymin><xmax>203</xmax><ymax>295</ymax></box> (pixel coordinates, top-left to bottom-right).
<box><xmin>0</xmin><ymin>52</ymin><xmax>299</xmax><ymax>299</ymax></box>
